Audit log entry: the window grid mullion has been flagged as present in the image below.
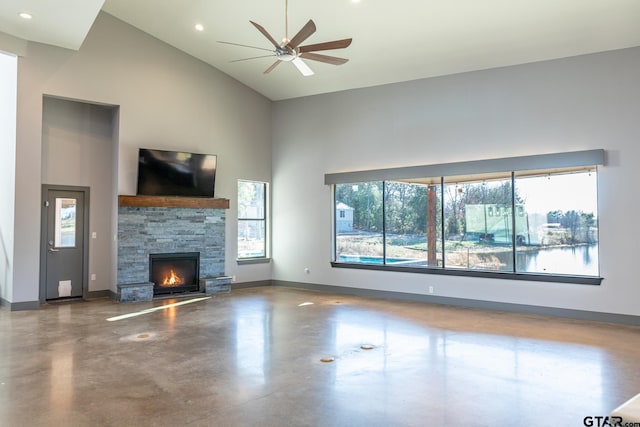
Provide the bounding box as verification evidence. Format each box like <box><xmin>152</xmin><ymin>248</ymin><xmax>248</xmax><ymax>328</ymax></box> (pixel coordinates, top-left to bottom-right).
<box><xmin>510</xmin><ymin>172</ymin><xmax>517</xmax><ymax>273</ymax></box>
<box><xmin>440</xmin><ymin>176</ymin><xmax>445</xmax><ymax>269</ymax></box>
<box><xmin>382</xmin><ymin>181</ymin><xmax>387</xmax><ymax>265</ymax></box>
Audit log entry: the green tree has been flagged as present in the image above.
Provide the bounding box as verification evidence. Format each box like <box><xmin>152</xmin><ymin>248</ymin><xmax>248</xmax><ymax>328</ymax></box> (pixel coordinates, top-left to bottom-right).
<box><xmin>385</xmin><ymin>182</ymin><xmax>426</xmax><ymax>234</ymax></box>
<box><xmin>547</xmin><ymin>210</ymin><xmax>563</xmax><ymax>224</ymax></box>
<box><xmin>336</xmin><ymin>182</ymin><xmax>383</xmax><ymax>232</ymax></box>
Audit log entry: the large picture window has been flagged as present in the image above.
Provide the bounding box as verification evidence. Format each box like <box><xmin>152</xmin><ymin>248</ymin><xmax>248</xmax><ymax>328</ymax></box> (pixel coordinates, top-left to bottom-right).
<box><xmin>238</xmin><ymin>180</ymin><xmax>267</xmax><ymax>259</ymax></box>
<box><xmin>328</xmin><ymin>150</ymin><xmax>603</xmax><ymax>284</ymax></box>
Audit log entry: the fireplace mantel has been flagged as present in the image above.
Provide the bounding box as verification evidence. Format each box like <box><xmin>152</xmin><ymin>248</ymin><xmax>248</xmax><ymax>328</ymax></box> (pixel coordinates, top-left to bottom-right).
<box><xmin>118</xmin><ymin>195</ymin><xmax>229</xmax><ymax>209</ymax></box>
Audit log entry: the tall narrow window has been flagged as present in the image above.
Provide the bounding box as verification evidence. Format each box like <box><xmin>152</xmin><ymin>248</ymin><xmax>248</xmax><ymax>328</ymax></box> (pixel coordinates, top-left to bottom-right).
<box><xmin>238</xmin><ymin>180</ymin><xmax>267</xmax><ymax>259</ymax></box>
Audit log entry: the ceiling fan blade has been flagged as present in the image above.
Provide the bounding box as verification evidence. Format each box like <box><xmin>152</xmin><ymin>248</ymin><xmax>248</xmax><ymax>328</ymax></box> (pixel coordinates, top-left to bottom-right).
<box><xmin>299</xmin><ymin>52</ymin><xmax>349</xmax><ymax>66</ymax></box>
<box><xmin>250</xmin><ymin>21</ymin><xmax>281</xmax><ymax>49</ymax></box>
<box><xmin>264</xmin><ymin>61</ymin><xmax>282</xmax><ymax>74</ymax></box>
<box><xmin>292</xmin><ymin>57</ymin><xmax>314</xmax><ymax>76</ymax></box>
<box><xmin>217</xmin><ymin>41</ymin><xmax>274</xmax><ymax>53</ymax></box>
<box><xmin>287</xmin><ymin>19</ymin><xmax>316</xmax><ymax>49</ymax></box>
<box><xmin>231</xmin><ymin>55</ymin><xmax>276</xmax><ymax>63</ymax></box>
<box><xmin>299</xmin><ymin>38</ymin><xmax>352</xmax><ymax>53</ymax></box>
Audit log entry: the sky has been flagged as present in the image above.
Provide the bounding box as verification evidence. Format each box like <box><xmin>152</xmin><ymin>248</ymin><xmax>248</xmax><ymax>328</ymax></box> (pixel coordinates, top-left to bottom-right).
<box><xmin>516</xmin><ymin>172</ymin><xmax>598</xmax><ymax>215</ymax></box>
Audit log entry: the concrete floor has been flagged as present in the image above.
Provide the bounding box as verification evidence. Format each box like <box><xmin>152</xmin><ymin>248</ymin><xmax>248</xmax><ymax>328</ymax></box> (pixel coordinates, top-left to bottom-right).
<box><xmin>1</xmin><ymin>286</ymin><xmax>640</xmax><ymax>426</ymax></box>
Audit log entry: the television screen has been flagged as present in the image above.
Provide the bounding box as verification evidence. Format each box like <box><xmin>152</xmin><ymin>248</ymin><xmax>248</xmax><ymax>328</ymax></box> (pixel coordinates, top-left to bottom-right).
<box><xmin>136</xmin><ymin>148</ymin><xmax>217</xmax><ymax>197</ymax></box>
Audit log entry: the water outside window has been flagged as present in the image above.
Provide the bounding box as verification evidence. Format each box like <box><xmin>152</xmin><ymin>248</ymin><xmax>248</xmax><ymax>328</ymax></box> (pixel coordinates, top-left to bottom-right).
<box><xmin>514</xmin><ymin>170</ymin><xmax>598</xmax><ymax>276</ymax></box>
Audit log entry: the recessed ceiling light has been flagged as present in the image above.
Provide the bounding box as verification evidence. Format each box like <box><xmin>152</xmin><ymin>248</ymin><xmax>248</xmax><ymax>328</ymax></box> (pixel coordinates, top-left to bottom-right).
<box><xmin>195</xmin><ymin>23</ymin><xmax>204</xmax><ymax>32</ymax></box>
<box><xmin>19</xmin><ymin>12</ymin><xmax>32</xmax><ymax>20</ymax></box>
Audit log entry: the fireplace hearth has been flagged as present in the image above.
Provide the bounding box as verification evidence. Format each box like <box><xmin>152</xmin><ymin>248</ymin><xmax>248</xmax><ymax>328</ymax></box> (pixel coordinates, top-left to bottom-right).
<box><xmin>149</xmin><ymin>252</ymin><xmax>200</xmax><ymax>295</ymax></box>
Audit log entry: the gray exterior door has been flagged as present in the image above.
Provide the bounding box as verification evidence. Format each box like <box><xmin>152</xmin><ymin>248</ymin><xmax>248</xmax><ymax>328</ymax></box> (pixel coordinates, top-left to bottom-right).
<box><xmin>42</xmin><ymin>188</ymin><xmax>87</xmax><ymax>300</ymax></box>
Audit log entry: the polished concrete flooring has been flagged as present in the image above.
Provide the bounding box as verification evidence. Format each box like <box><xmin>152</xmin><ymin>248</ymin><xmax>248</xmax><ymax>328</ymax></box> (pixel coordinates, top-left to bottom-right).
<box><xmin>1</xmin><ymin>286</ymin><xmax>640</xmax><ymax>426</ymax></box>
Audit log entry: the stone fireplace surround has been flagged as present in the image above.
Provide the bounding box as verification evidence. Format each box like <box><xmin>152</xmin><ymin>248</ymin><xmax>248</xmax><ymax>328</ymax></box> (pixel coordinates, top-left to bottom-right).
<box><xmin>117</xmin><ymin>196</ymin><xmax>230</xmax><ymax>302</ymax></box>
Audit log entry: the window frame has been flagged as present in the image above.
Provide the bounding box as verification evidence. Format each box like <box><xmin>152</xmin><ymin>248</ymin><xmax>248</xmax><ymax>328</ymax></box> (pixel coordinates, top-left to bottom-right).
<box><xmin>328</xmin><ymin>150</ymin><xmax>604</xmax><ymax>285</ymax></box>
<box><xmin>237</xmin><ymin>179</ymin><xmax>270</xmax><ymax>264</ymax></box>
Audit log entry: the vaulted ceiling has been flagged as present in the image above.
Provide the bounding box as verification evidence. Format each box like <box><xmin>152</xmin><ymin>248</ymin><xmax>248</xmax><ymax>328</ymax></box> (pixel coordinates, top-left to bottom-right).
<box><xmin>2</xmin><ymin>0</ymin><xmax>640</xmax><ymax>100</ymax></box>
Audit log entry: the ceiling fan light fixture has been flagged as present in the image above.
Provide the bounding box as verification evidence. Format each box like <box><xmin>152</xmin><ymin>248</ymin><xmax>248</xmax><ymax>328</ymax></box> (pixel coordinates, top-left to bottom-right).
<box><xmin>292</xmin><ymin>57</ymin><xmax>314</xmax><ymax>76</ymax></box>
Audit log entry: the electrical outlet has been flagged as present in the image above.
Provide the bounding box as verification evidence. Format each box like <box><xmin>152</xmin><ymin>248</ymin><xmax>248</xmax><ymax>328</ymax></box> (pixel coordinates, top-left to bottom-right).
<box><xmin>232</xmin><ymin>275</ymin><xmax>237</xmax><ymax>282</ymax></box>
<box><xmin>91</xmin><ymin>274</ymin><xmax>96</xmax><ymax>281</ymax></box>
<box><xmin>428</xmin><ymin>286</ymin><xmax>434</xmax><ymax>294</ymax></box>
<box><xmin>304</xmin><ymin>267</ymin><xmax>310</xmax><ymax>274</ymax></box>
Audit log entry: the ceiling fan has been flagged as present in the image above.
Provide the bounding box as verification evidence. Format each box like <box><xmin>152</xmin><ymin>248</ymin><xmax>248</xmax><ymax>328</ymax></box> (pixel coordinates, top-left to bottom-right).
<box><xmin>218</xmin><ymin>0</ymin><xmax>352</xmax><ymax>76</ymax></box>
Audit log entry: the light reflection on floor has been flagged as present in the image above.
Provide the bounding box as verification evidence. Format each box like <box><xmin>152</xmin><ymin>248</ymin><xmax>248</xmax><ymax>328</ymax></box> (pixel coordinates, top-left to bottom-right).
<box><xmin>224</xmin><ymin>293</ymin><xmax>617</xmax><ymax>425</ymax></box>
<box><xmin>234</xmin><ymin>298</ymin><xmax>269</xmax><ymax>388</ymax></box>
<box><xmin>0</xmin><ymin>287</ymin><xmax>637</xmax><ymax>426</ymax></box>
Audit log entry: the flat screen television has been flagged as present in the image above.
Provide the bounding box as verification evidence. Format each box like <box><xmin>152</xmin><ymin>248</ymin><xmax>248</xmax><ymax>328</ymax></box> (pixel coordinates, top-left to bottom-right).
<box><xmin>136</xmin><ymin>148</ymin><xmax>217</xmax><ymax>197</ymax></box>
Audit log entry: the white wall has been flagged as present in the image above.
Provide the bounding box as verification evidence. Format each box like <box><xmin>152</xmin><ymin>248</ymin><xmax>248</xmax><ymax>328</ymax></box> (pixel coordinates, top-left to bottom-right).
<box><xmin>7</xmin><ymin>12</ymin><xmax>272</xmax><ymax>304</ymax></box>
<box><xmin>272</xmin><ymin>47</ymin><xmax>640</xmax><ymax>316</ymax></box>
<box><xmin>0</xmin><ymin>51</ymin><xmax>17</xmax><ymax>303</ymax></box>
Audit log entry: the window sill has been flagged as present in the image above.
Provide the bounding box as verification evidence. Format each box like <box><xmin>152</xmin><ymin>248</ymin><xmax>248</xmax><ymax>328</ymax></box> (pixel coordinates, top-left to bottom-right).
<box><xmin>237</xmin><ymin>257</ymin><xmax>271</xmax><ymax>265</ymax></box>
<box><xmin>330</xmin><ymin>262</ymin><xmax>603</xmax><ymax>285</ymax></box>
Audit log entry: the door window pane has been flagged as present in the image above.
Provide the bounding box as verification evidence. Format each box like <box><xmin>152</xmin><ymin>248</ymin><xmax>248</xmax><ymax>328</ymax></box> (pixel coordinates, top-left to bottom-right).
<box><xmin>55</xmin><ymin>198</ymin><xmax>76</xmax><ymax>248</ymax></box>
<box><xmin>515</xmin><ymin>170</ymin><xmax>598</xmax><ymax>276</ymax></box>
<box><xmin>335</xmin><ymin>182</ymin><xmax>383</xmax><ymax>263</ymax></box>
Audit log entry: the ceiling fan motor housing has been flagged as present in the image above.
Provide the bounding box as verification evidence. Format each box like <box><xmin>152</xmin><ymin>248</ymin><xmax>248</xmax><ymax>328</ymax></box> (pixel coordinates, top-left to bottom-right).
<box><xmin>276</xmin><ymin>45</ymin><xmax>298</xmax><ymax>62</ymax></box>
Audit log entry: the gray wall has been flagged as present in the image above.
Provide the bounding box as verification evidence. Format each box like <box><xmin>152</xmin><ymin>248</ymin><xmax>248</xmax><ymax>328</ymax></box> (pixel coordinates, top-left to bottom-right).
<box><xmin>272</xmin><ymin>47</ymin><xmax>640</xmax><ymax>317</ymax></box>
<box><xmin>4</xmin><ymin>12</ymin><xmax>272</xmax><ymax>305</ymax></box>
<box><xmin>0</xmin><ymin>52</ymin><xmax>17</xmax><ymax>304</ymax></box>
<box><xmin>3</xmin><ymin>8</ymin><xmax>638</xmax><ymax>318</ymax></box>
<box><xmin>41</xmin><ymin>96</ymin><xmax>117</xmax><ymax>294</ymax></box>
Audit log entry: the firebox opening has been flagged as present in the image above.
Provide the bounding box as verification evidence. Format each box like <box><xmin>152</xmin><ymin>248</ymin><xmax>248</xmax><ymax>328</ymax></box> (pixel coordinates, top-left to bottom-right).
<box><xmin>149</xmin><ymin>252</ymin><xmax>200</xmax><ymax>295</ymax></box>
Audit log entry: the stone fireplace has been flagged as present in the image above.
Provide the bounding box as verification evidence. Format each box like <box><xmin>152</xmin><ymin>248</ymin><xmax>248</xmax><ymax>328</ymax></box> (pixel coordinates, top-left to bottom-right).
<box><xmin>116</xmin><ymin>196</ymin><xmax>230</xmax><ymax>302</ymax></box>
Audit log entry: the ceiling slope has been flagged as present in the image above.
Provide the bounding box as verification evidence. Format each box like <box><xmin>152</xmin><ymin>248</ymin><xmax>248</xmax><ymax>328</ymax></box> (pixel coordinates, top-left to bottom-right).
<box><xmin>2</xmin><ymin>1</ymin><xmax>640</xmax><ymax>100</ymax></box>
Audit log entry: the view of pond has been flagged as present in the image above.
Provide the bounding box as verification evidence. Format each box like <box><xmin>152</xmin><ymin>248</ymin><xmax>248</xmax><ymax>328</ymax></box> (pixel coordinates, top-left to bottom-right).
<box><xmin>338</xmin><ymin>244</ymin><xmax>599</xmax><ymax>277</ymax></box>
<box><xmin>516</xmin><ymin>244</ymin><xmax>598</xmax><ymax>276</ymax></box>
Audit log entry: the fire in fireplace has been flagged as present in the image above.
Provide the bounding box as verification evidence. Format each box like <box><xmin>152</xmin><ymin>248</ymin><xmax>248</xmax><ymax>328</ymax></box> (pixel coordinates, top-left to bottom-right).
<box><xmin>149</xmin><ymin>252</ymin><xmax>200</xmax><ymax>295</ymax></box>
